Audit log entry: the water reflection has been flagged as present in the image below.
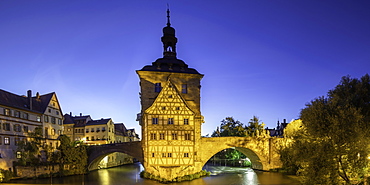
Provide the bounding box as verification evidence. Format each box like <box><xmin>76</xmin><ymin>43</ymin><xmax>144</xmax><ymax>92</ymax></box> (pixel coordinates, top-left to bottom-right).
<box><xmin>9</xmin><ymin>163</ymin><xmax>300</xmax><ymax>185</ymax></box>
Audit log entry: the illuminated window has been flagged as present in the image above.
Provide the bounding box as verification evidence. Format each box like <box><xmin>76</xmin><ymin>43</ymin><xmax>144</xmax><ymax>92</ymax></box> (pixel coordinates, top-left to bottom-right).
<box><xmin>150</xmin><ymin>133</ymin><xmax>157</xmax><ymax>140</ymax></box>
<box><xmin>168</xmin><ymin>153</ymin><xmax>172</xmax><ymax>158</ymax></box>
<box><xmin>185</xmin><ymin>133</ymin><xmax>191</xmax><ymax>140</ymax></box>
<box><xmin>159</xmin><ymin>133</ymin><xmax>165</xmax><ymax>140</ymax></box>
<box><xmin>184</xmin><ymin>119</ymin><xmax>189</xmax><ymax>125</ymax></box>
<box><xmin>154</xmin><ymin>83</ymin><xmax>162</xmax><ymax>92</ymax></box>
<box><xmin>16</xmin><ymin>151</ymin><xmax>22</xmax><ymax>159</ymax></box>
<box><xmin>168</xmin><ymin>118</ymin><xmax>174</xmax><ymax>124</ymax></box>
<box><xmin>37</xmin><ymin>116</ymin><xmax>41</xmax><ymax>122</ymax></box>
<box><xmin>184</xmin><ymin>153</ymin><xmax>189</xmax><ymax>157</ymax></box>
<box><xmin>4</xmin><ymin>137</ymin><xmax>10</xmax><ymax>145</ymax></box>
<box><xmin>172</xmin><ymin>133</ymin><xmax>177</xmax><ymax>140</ymax></box>
<box><xmin>152</xmin><ymin>118</ymin><xmax>158</xmax><ymax>124</ymax></box>
<box><xmin>4</xmin><ymin>108</ymin><xmax>10</xmax><ymax>116</ymax></box>
<box><xmin>181</xmin><ymin>84</ymin><xmax>187</xmax><ymax>94</ymax></box>
<box><xmin>51</xmin><ymin>129</ymin><xmax>55</xmax><ymax>136</ymax></box>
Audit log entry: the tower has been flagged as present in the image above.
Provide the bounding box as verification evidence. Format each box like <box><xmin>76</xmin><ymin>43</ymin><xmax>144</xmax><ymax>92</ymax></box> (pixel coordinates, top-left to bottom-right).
<box><xmin>136</xmin><ymin>8</ymin><xmax>204</xmax><ymax>180</ymax></box>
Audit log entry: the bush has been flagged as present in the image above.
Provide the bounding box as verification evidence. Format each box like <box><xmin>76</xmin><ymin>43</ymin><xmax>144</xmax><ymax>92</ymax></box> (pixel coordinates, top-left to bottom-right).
<box><xmin>140</xmin><ymin>170</ymin><xmax>210</xmax><ymax>183</ymax></box>
<box><xmin>0</xmin><ymin>168</ymin><xmax>13</xmax><ymax>183</ymax></box>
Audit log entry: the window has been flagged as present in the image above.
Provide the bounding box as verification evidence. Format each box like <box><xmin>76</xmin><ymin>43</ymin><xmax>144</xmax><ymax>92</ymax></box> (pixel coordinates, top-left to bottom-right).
<box><xmin>23</xmin><ymin>126</ymin><xmax>28</xmax><ymax>132</ymax></box>
<box><xmin>86</xmin><ymin>129</ymin><xmax>89</xmax><ymax>133</ymax></box>
<box><xmin>4</xmin><ymin>108</ymin><xmax>10</xmax><ymax>116</ymax></box>
<box><xmin>168</xmin><ymin>153</ymin><xmax>172</xmax><ymax>158</ymax></box>
<box><xmin>15</xmin><ymin>111</ymin><xmax>20</xmax><ymax>118</ymax></box>
<box><xmin>58</xmin><ymin>119</ymin><xmax>62</xmax><ymax>125</ymax></box>
<box><xmin>159</xmin><ymin>133</ymin><xmax>165</xmax><ymax>140</ymax></box>
<box><xmin>152</xmin><ymin>153</ymin><xmax>155</xmax><ymax>157</ymax></box>
<box><xmin>75</xmin><ymin>129</ymin><xmax>78</xmax><ymax>133</ymax></box>
<box><xmin>16</xmin><ymin>151</ymin><xmax>22</xmax><ymax>159</ymax></box>
<box><xmin>44</xmin><ymin>115</ymin><xmax>49</xmax><ymax>123</ymax></box>
<box><xmin>168</xmin><ymin>95</ymin><xmax>173</xmax><ymax>98</ymax></box>
<box><xmin>14</xmin><ymin>124</ymin><xmax>21</xmax><ymax>132</ymax></box>
<box><xmin>48</xmin><ymin>109</ymin><xmax>51</xmax><ymax>113</ymax></box>
<box><xmin>51</xmin><ymin>117</ymin><xmax>56</xmax><ymax>124</ymax></box>
<box><xmin>154</xmin><ymin>83</ymin><xmax>162</xmax><ymax>92</ymax></box>
<box><xmin>4</xmin><ymin>137</ymin><xmax>10</xmax><ymax>145</ymax></box>
<box><xmin>96</xmin><ymin>128</ymin><xmax>100</xmax><ymax>132</ymax></box>
<box><xmin>172</xmin><ymin>133</ymin><xmax>177</xmax><ymax>140</ymax></box>
<box><xmin>91</xmin><ymin>128</ymin><xmax>95</xmax><ymax>132</ymax></box>
<box><xmin>86</xmin><ymin>137</ymin><xmax>89</xmax><ymax>141</ymax></box>
<box><xmin>182</xmin><ymin>84</ymin><xmax>187</xmax><ymax>94</ymax></box>
<box><xmin>58</xmin><ymin>130</ymin><xmax>62</xmax><ymax>135</ymax></box>
<box><xmin>152</xmin><ymin>118</ymin><xmax>158</xmax><ymax>124</ymax></box>
<box><xmin>162</xmin><ymin>107</ymin><xmax>166</xmax><ymax>110</ymax></box>
<box><xmin>3</xmin><ymin>123</ymin><xmax>10</xmax><ymax>131</ymax></box>
<box><xmin>162</xmin><ymin>153</ymin><xmax>166</xmax><ymax>158</ymax></box>
<box><xmin>184</xmin><ymin>119</ymin><xmax>189</xmax><ymax>125</ymax></box>
<box><xmin>150</xmin><ymin>133</ymin><xmax>157</xmax><ymax>140</ymax></box>
<box><xmin>92</xmin><ymin>136</ymin><xmax>95</xmax><ymax>141</ymax></box>
<box><xmin>51</xmin><ymin>129</ymin><xmax>55</xmax><ymax>136</ymax></box>
<box><xmin>45</xmin><ymin>128</ymin><xmax>49</xmax><ymax>138</ymax></box>
<box><xmin>185</xmin><ymin>133</ymin><xmax>191</xmax><ymax>140</ymax></box>
<box><xmin>37</xmin><ymin>116</ymin><xmax>41</xmax><ymax>122</ymax></box>
<box><xmin>22</xmin><ymin>113</ymin><xmax>28</xmax><ymax>120</ymax></box>
<box><xmin>168</xmin><ymin>118</ymin><xmax>174</xmax><ymax>124</ymax></box>
<box><xmin>15</xmin><ymin>138</ymin><xmax>20</xmax><ymax>145</ymax></box>
<box><xmin>176</xmin><ymin>107</ymin><xmax>180</xmax><ymax>110</ymax></box>
<box><xmin>56</xmin><ymin>111</ymin><xmax>59</xmax><ymax>115</ymax></box>
<box><xmin>184</xmin><ymin>153</ymin><xmax>189</xmax><ymax>157</ymax></box>
<box><xmin>0</xmin><ymin>136</ymin><xmax>2</xmax><ymax>145</ymax></box>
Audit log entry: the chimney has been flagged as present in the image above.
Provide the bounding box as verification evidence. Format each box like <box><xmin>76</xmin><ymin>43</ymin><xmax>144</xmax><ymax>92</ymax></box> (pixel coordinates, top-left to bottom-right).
<box><xmin>283</xmin><ymin>119</ymin><xmax>287</xmax><ymax>123</ymax></box>
<box><xmin>36</xmin><ymin>92</ymin><xmax>40</xmax><ymax>100</ymax></box>
<box><xmin>70</xmin><ymin>112</ymin><xmax>72</xmax><ymax>116</ymax></box>
<box><xmin>27</xmin><ymin>90</ymin><xmax>32</xmax><ymax>110</ymax></box>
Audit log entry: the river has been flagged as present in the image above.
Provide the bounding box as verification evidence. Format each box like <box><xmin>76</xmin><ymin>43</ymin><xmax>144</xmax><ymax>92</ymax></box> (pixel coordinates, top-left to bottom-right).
<box><xmin>7</xmin><ymin>163</ymin><xmax>300</xmax><ymax>185</ymax></box>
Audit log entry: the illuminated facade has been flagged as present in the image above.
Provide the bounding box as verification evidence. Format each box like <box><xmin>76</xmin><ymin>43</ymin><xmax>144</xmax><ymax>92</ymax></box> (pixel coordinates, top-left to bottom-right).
<box><xmin>137</xmin><ymin>9</ymin><xmax>204</xmax><ymax>180</ymax></box>
<box><xmin>0</xmin><ymin>89</ymin><xmax>63</xmax><ymax>171</ymax></box>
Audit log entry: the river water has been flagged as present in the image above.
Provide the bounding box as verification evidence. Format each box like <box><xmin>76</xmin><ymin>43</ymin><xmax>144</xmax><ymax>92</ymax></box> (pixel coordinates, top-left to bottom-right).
<box><xmin>7</xmin><ymin>163</ymin><xmax>300</xmax><ymax>185</ymax></box>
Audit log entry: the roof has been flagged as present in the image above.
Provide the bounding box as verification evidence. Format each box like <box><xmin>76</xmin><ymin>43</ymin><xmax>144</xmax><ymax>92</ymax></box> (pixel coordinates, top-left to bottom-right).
<box><xmin>86</xmin><ymin>118</ymin><xmax>111</xmax><ymax>126</ymax></box>
<box><xmin>0</xmin><ymin>89</ymin><xmax>55</xmax><ymax>114</ymax></box>
<box><xmin>138</xmin><ymin>57</ymin><xmax>201</xmax><ymax>74</ymax></box>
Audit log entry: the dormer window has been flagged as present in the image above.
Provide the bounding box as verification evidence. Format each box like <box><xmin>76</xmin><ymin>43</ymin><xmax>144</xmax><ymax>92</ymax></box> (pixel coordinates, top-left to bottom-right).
<box><xmin>182</xmin><ymin>84</ymin><xmax>187</xmax><ymax>94</ymax></box>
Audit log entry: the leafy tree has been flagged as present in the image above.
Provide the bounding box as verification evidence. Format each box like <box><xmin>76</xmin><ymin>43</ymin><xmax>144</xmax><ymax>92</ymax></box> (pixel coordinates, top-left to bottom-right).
<box><xmin>57</xmin><ymin>135</ymin><xmax>88</xmax><ymax>175</ymax></box>
<box><xmin>211</xmin><ymin>117</ymin><xmax>246</xmax><ymax>137</ymax></box>
<box><xmin>246</xmin><ymin>116</ymin><xmax>265</xmax><ymax>136</ymax></box>
<box><xmin>16</xmin><ymin>126</ymin><xmax>47</xmax><ymax>165</ymax></box>
<box><xmin>281</xmin><ymin>74</ymin><xmax>370</xmax><ymax>184</ymax></box>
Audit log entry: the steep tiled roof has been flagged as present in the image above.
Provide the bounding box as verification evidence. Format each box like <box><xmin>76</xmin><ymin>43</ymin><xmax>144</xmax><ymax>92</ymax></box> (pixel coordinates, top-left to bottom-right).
<box><xmin>115</xmin><ymin>123</ymin><xmax>128</xmax><ymax>136</ymax></box>
<box><xmin>0</xmin><ymin>89</ymin><xmax>54</xmax><ymax>114</ymax></box>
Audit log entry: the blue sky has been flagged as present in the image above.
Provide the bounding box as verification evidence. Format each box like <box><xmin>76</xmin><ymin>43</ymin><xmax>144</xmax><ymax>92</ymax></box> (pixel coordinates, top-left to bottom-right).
<box><xmin>1</xmin><ymin>0</ymin><xmax>370</xmax><ymax>136</ymax></box>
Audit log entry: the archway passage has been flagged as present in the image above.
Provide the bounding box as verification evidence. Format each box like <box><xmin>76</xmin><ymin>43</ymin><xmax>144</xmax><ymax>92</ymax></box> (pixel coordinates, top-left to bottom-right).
<box><xmin>205</xmin><ymin>147</ymin><xmax>253</xmax><ymax>168</ymax></box>
<box><xmin>87</xmin><ymin>141</ymin><xmax>143</xmax><ymax>171</ymax></box>
<box><xmin>199</xmin><ymin>137</ymin><xmax>282</xmax><ymax>171</ymax></box>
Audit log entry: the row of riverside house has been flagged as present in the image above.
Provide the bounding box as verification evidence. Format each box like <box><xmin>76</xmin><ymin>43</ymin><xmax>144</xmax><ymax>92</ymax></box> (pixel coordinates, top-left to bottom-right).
<box><xmin>0</xmin><ymin>89</ymin><xmax>139</xmax><ymax>176</ymax></box>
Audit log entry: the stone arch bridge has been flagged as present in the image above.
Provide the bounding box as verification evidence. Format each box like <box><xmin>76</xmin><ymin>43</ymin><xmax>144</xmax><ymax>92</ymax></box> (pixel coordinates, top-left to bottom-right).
<box><xmin>87</xmin><ymin>137</ymin><xmax>283</xmax><ymax>171</ymax></box>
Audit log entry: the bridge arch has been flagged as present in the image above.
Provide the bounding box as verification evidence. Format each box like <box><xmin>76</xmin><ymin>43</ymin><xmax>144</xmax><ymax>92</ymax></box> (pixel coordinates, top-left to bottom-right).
<box><xmin>199</xmin><ymin>137</ymin><xmax>279</xmax><ymax>171</ymax></box>
<box><xmin>87</xmin><ymin>141</ymin><xmax>143</xmax><ymax>171</ymax></box>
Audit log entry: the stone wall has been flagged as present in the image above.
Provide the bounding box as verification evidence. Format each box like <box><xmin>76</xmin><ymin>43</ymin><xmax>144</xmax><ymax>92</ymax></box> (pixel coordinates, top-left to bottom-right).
<box><xmin>15</xmin><ymin>165</ymin><xmax>59</xmax><ymax>178</ymax></box>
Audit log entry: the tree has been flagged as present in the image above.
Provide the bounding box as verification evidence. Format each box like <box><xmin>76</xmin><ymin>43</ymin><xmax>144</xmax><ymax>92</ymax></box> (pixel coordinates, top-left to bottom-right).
<box><xmin>246</xmin><ymin>116</ymin><xmax>265</xmax><ymax>137</ymax></box>
<box><xmin>281</xmin><ymin>74</ymin><xmax>370</xmax><ymax>184</ymax></box>
<box><xmin>57</xmin><ymin>135</ymin><xmax>88</xmax><ymax>175</ymax></box>
<box><xmin>211</xmin><ymin>117</ymin><xmax>247</xmax><ymax>137</ymax></box>
<box><xmin>16</xmin><ymin>126</ymin><xmax>47</xmax><ymax>165</ymax></box>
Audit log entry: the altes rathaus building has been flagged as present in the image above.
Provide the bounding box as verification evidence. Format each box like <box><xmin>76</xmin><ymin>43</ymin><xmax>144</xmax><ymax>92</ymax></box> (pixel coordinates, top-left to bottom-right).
<box><xmin>136</xmin><ymin>9</ymin><xmax>204</xmax><ymax>179</ymax></box>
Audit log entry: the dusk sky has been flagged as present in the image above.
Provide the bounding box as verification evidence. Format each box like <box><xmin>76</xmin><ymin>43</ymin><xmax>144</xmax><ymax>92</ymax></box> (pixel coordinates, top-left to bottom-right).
<box><xmin>1</xmin><ymin>1</ymin><xmax>369</xmax><ymax>136</ymax></box>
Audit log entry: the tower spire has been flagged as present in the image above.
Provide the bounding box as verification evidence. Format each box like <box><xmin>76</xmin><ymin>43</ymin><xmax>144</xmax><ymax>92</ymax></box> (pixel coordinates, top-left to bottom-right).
<box><xmin>166</xmin><ymin>4</ymin><xmax>171</xmax><ymax>27</ymax></box>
